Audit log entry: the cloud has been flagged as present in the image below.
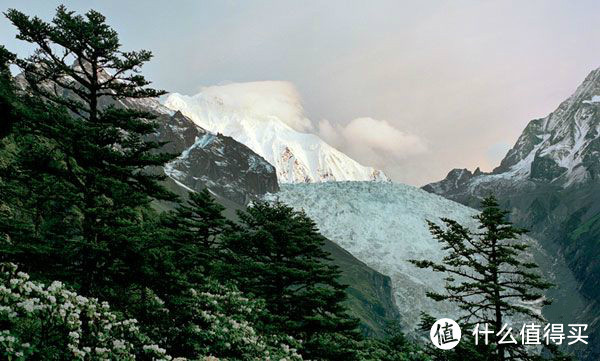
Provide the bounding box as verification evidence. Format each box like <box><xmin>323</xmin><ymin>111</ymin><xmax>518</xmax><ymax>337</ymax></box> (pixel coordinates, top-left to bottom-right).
<box><xmin>342</xmin><ymin>117</ymin><xmax>427</xmax><ymax>155</ymax></box>
<box><xmin>318</xmin><ymin>117</ymin><xmax>427</xmax><ymax>171</ymax></box>
<box><xmin>189</xmin><ymin>80</ymin><xmax>428</xmax><ymax>180</ymax></box>
<box><xmin>198</xmin><ymin>81</ymin><xmax>313</xmax><ymax>132</ymax></box>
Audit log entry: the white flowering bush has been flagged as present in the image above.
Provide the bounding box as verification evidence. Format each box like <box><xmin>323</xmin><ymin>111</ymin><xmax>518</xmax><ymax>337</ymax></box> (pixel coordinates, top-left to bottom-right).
<box><xmin>178</xmin><ymin>280</ymin><xmax>303</xmax><ymax>361</ymax></box>
<box><xmin>0</xmin><ymin>263</ymin><xmax>175</xmax><ymax>360</ymax></box>
<box><xmin>0</xmin><ymin>263</ymin><xmax>304</xmax><ymax>361</ymax></box>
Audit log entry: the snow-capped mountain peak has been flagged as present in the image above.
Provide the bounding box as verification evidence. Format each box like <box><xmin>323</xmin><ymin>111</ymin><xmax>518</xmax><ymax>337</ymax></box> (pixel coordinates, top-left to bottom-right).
<box><xmin>426</xmin><ymin>66</ymin><xmax>600</xmax><ymax>196</ymax></box>
<box><xmin>162</xmin><ymin>82</ymin><xmax>389</xmax><ymax>183</ymax></box>
<box><xmin>492</xmin><ymin>66</ymin><xmax>600</xmax><ymax>186</ymax></box>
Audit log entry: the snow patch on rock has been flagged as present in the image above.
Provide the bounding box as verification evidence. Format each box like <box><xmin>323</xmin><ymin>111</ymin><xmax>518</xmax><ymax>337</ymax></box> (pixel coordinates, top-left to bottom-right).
<box><xmin>582</xmin><ymin>95</ymin><xmax>600</xmax><ymax>104</ymax></box>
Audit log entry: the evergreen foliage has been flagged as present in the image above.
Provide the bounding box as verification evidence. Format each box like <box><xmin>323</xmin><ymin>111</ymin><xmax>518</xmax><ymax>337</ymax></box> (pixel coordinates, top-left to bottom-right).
<box><xmin>221</xmin><ymin>201</ymin><xmax>363</xmax><ymax>360</ymax></box>
<box><xmin>410</xmin><ymin>196</ymin><xmax>554</xmax><ymax>361</ymax></box>
<box><xmin>160</xmin><ymin>189</ymin><xmax>231</xmax><ymax>281</ymax></box>
<box><xmin>4</xmin><ymin>5</ymin><xmax>176</xmax><ymax>319</ymax></box>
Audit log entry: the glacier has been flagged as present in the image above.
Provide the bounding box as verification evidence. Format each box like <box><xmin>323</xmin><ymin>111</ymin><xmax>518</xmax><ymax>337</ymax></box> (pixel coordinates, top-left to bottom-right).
<box><xmin>162</xmin><ymin>82</ymin><xmax>389</xmax><ymax>183</ymax></box>
<box><xmin>266</xmin><ymin>181</ymin><xmax>478</xmax><ymax>331</ymax></box>
<box><xmin>266</xmin><ymin>181</ymin><xmax>545</xmax><ymax>332</ymax></box>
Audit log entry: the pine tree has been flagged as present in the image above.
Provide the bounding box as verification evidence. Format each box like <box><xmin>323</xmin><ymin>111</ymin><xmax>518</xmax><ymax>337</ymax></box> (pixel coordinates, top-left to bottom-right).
<box><xmin>160</xmin><ymin>188</ymin><xmax>231</xmax><ymax>282</ymax></box>
<box><xmin>0</xmin><ymin>46</ymin><xmax>15</xmax><ymax>139</ymax></box>
<box><xmin>221</xmin><ymin>201</ymin><xmax>362</xmax><ymax>360</ymax></box>
<box><xmin>5</xmin><ymin>5</ymin><xmax>176</xmax><ymax>312</ymax></box>
<box><xmin>153</xmin><ymin>189</ymin><xmax>234</xmax><ymax>355</ymax></box>
<box><xmin>410</xmin><ymin>196</ymin><xmax>553</xmax><ymax>361</ymax></box>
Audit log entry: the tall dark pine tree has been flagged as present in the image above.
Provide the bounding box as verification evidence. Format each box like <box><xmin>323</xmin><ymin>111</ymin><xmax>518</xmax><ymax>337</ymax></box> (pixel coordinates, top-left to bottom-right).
<box><xmin>160</xmin><ymin>188</ymin><xmax>231</xmax><ymax>283</ymax></box>
<box><xmin>0</xmin><ymin>46</ymin><xmax>15</xmax><ymax>138</ymax></box>
<box><xmin>222</xmin><ymin>201</ymin><xmax>362</xmax><ymax>361</ymax></box>
<box><xmin>410</xmin><ymin>196</ymin><xmax>552</xmax><ymax>361</ymax></box>
<box><xmin>5</xmin><ymin>6</ymin><xmax>175</xmax><ymax>305</ymax></box>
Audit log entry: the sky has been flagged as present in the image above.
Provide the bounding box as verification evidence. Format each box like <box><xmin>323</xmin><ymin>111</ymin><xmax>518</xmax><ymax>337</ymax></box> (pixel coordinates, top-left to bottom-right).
<box><xmin>1</xmin><ymin>0</ymin><xmax>600</xmax><ymax>186</ymax></box>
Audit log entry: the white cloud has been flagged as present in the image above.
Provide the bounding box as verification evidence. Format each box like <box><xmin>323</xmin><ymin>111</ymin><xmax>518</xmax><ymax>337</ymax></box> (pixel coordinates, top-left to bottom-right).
<box><xmin>342</xmin><ymin>117</ymin><xmax>427</xmax><ymax>155</ymax></box>
<box><xmin>198</xmin><ymin>81</ymin><xmax>313</xmax><ymax>132</ymax></box>
<box><xmin>318</xmin><ymin>117</ymin><xmax>427</xmax><ymax>169</ymax></box>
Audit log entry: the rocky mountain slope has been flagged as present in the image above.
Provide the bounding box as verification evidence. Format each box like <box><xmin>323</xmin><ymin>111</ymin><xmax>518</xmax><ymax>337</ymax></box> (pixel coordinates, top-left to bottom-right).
<box><xmin>147</xmin><ymin>108</ymin><xmax>278</xmax><ymax>205</ymax></box>
<box><xmin>16</xmin><ymin>68</ymin><xmax>280</xmax><ymax>204</ymax></box>
<box><xmin>162</xmin><ymin>85</ymin><xmax>389</xmax><ymax>183</ymax></box>
<box><xmin>423</xmin><ymin>67</ymin><xmax>600</xmax><ymax>361</ymax></box>
<box><xmin>424</xmin><ymin>67</ymin><xmax>600</xmax><ymax>198</ymax></box>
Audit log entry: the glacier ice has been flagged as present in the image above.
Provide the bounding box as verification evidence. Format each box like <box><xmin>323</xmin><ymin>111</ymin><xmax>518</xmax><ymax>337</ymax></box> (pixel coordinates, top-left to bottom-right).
<box><xmin>266</xmin><ymin>181</ymin><xmax>480</xmax><ymax>330</ymax></box>
<box><xmin>267</xmin><ymin>181</ymin><xmax>543</xmax><ymax>332</ymax></box>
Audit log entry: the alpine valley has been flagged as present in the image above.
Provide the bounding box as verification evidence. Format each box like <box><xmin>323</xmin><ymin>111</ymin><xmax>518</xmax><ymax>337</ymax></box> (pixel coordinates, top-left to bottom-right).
<box><xmin>152</xmin><ymin>71</ymin><xmax>600</xmax><ymax>360</ymax></box>
<box><xmin>148</xmin><ymin>78</ymin><xmax>588</xmax><ymax>350</ymax></box>
<box><xmin>21</xmin><ymin>66</ymin><xmax>597</xmax><ymax>360</ymax></box>
<box><xmin>141</xmin><ymin>79</ymin><xmax>552</xmax><ymax>341</ymax></box>
<box><xmin>133</xmin><ymin>83</ymin><xmax>493</xmax><ymax>338</ymax></box>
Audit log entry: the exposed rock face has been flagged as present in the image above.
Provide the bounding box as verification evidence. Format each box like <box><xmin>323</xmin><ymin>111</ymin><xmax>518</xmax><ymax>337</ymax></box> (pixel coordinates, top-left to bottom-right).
<box><xmin>423</xmin><ymin>67</ymin><xmax>600</xmax><ymax>361</ymax></box>
<box><xmin>148</xmin><ymin>110</ymin><xmax>279</xmax><ymax>205</ymax></box>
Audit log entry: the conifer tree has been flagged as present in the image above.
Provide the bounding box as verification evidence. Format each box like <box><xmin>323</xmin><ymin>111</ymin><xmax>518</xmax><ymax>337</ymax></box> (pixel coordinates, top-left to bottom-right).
<box><xmin>221</xmin><ymin>201</ymin><xmax>362</xmax><ymax>360</ymax></box>
<box><xmin>0</xmin><ymin>46</ymin><xmax>15</xmax><ymax>139</ymax></box>
<box><xmin>410</xmin><ymin>196</ymin><xmax>552</xmax><ymax>361</ymax></box>
<box><xmin>160</xmin><ymin>188</ymin><xmax>231</xmax><ymax>282</ymax></box>
<box><xmin>5</xmin><ymin>5</ymin><xmax>175</xmax><ymax>310</ymax></box>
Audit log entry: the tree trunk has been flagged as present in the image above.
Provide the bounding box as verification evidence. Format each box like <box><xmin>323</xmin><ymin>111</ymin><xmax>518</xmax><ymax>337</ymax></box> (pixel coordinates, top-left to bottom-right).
<box><xmin>491</xmin><ymin>237</ymin><xmax>504</xmax><ymax>361</ymax></box>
